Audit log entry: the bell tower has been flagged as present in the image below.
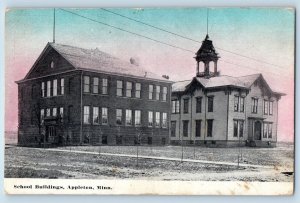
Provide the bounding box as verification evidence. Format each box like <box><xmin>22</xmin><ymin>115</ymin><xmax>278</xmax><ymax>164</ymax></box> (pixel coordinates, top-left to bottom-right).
<box><xmin>195</xmin><ymin>34</ymin><xmax>220</xmax><ymax>78</ymax></box>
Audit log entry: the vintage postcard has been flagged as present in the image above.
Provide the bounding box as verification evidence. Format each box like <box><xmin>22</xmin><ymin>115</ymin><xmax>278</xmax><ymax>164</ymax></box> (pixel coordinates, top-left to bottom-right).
<box><xmin>4</xmin><ymin>8</ymin><xmax>294</xmax><ymax>195</ymax></box>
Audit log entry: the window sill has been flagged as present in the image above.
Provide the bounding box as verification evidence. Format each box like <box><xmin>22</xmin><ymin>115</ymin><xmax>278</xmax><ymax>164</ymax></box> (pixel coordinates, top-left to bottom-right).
<box><xmin>42</xmin><ymin>95</ymin><xmax>64</xmax><ymax>99</ymax></box>
<box><xmin>116</xmin><ymin>96</ymin><xmax>142</xmax><ymax>100</ymax></box>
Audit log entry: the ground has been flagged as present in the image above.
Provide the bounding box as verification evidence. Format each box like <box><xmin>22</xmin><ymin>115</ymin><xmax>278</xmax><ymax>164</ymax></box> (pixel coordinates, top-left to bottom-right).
<box><xmin>4</xmin><ymin>143</ymin><xmax>294</xmax><ymax>181</ymax></box>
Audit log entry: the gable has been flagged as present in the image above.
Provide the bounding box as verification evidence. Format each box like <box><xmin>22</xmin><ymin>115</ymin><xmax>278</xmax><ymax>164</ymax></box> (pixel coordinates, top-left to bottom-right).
<box><xmin>24</xmin><ymin>43</ymin><xmax>75</xmax><ymax>80</ymax></box>
<box><xmin>251</xmin><ymin>75</ymin><xmax>274</xmax><ymax>97</ymax></box>
<box><xmin>184</xmin><ymin>78</ymin><xmax>205</xmax><ymax>94</ymax></box>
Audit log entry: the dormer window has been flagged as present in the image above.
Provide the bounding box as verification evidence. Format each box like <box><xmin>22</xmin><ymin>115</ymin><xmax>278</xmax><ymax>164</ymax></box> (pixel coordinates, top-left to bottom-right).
<box><xmin>50</xmin><ymin>61</ymin><xmax>55</xmax><ymax>68</ymax></box>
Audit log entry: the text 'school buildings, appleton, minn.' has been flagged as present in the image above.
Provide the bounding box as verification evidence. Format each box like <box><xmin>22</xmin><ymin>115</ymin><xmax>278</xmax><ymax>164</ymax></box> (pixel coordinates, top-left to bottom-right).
<box><xmin>16</xmin><ymin>42</ymin><xmax>172</xmax><ymax>146</ymax></box>
<box><xmin>16</xmin><ymin>35</ymin><xmax>285</xmax><ymax>147</ymax></box>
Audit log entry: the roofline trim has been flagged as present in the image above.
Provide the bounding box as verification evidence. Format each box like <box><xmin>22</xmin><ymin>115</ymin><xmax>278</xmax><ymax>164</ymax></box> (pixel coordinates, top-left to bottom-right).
<box><xmin>15</xmin><ymin>69</ymin><xmax>79</xmax><ymax>84</ymax></box>
<box><xmin>16</xmin><ymin>68</ymin><xmax>174</xmax><ymax>84</ymax></box>
<box><xmin>76</xmin><ymin>68</ymin><xmax>174</xmax><ymax>84</ymax></box>
<box><xmin>172</xmin><ymin>85</ymin><xmax>250</xmax><ymax>93</ymax></box>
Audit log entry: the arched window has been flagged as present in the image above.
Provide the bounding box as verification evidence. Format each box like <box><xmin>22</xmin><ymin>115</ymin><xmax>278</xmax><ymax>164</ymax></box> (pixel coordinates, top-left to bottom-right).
<box><xmin>50</xmin><ymin>61</ymin><xmax>55</xmax><ymax>68</ymax></box>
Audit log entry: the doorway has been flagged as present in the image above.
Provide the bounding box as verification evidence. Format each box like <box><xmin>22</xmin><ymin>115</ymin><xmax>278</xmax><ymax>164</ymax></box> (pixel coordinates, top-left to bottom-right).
<box><xmin>46</xmin><ymin>126</ymin><xmax>56</xmax><ymax>142</ymax></box>
<box><xmin>254</xmin><ymin>121</ymin><xmax>262</xmax><ymax>140</ymax></box>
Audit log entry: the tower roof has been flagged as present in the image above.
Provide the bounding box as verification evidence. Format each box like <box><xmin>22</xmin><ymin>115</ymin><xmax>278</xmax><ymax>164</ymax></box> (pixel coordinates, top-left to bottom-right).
<box><xmin>195</xmin><ymin>34</ymin><xmax>219</xmax><ymax>62</ymax></box>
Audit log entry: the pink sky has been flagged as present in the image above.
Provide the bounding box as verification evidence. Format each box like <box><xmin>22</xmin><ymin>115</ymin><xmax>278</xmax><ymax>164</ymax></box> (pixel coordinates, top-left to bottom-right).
<box><xmin>5</xmin><ymin>8</ymin><xmax>295</xmax><ymax>142</ymax></box>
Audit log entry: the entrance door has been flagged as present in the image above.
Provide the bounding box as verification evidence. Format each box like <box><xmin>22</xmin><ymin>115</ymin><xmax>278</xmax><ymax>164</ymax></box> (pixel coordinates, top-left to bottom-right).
<box><xmin>254</xmin><ymin>121</ymin><xmax>262</xmax><ymax>140</ymax></box>
<box><xmin>46</xmin><ymin>126</ymin><xmax>56</xmax><ymax>142</ymax></box>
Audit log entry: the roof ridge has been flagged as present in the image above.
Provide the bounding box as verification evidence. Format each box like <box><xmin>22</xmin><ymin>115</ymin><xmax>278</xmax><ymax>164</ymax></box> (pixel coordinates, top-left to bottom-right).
<box><xmin>238</xmin><ymin>73</ymin><xmax>261</xmax><ymax>77</ymax></box>
<box><xmin>49</xmin><ymin>42</ymin><xmax>169</xmax><ymax>81</ymax></box>
<box><xmin>174</xmin><ymin>79</ymin><xmax>192</xmax><ymax>83</ymax></box>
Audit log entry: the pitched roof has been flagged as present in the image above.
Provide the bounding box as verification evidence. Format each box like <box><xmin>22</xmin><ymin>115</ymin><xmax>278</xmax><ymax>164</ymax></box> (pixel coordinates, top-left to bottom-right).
<box><xmin>172</xmin><ymin>80</ymin><xmax>191</xmax><ymax>92</ymax></box>
<box><xmin>238</xmin><ymin>73</ymin><xmax>261</xmax><ymax>88</ymax></box>
<box><xmin>196</xmin><ymin>75</ymin><xmax>247</xmax><ymax>89</ymax></box>
<box><xmin>49</xmin><ymin>43</ymin><xmax>170</xmax><ymax>82</ymax></box>
<box><xmin>172</xmin><ymin>75</ymin><xmax>247</xmax><ymax>92</ymax></box>
<box><xmin>172</xmin><ymin>74</ymin><xmax>285</xmax><ymax>96</ymax></box>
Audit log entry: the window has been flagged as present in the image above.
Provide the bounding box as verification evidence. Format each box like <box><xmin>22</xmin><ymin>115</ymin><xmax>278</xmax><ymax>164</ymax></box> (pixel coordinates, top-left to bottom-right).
<box><xmin>195</xmin><ymin>120</ymin><xmax>201</xmax><ymax>137</ymax></box>
<box><xmin>264</xmin><ymin>100</ymin><xmax>269</xmax><ymax>115</ymax></box>
<box><xmin>126</xmin><ymin>82</ymin><xmax>132</xmax><ymax>97</ymax></box>
<box><xmin>40</xmin><ymin>109</ymin><xmax>44</xmax><ymax>124</ymax></box>
<box><xmin>269</xmin><ymin>101</ymin><xmax>273</xmax><ymax>115</ymax></box>
<box><xmin>117</xmin><ymin>80</ymin><xmax>123</xmax><ymax>96</ymax></box>
<box><xmin>68</xmin><ymin>105</ymin><xmax>73</xmax><ymax>123</ymax></box>
<box><xmin>156</xmin><ymin>86</ymin><xmax>160</xmax><ymax>100</ymax></box>
<box><xmin>233</xmin><ymin>120</ymin><xmax>244</xmax><ymax>137</ymax></box>
<box><xmin>52</xmin><ymin>107</ymin><xmax>57</xmax><ymax>117</ymax></box>
<box><xmin>183</xmin><ymin>120</ymin><xmax>189</xmax><ymax>137</ymax></box>
<box><xmin>53</xmin><ymin>79</ymin><xmax>57</xmax><ymax>96</ymax></box>
<box><xmin>148</xmin><ymin>137</ymin><xmax>152</xmax><ymax>145</ymax></box>
<box><xmin>196</xmin><ymin>97</ymin><xmax>202</xmax><ymax>113</ymax></box>
<box><xmin>102</xmin><ymin>107</ymin><xmax>108</xmax><ymax>124</ymax></box>
<box><xmin>69</xmin><ymin>77</ymin><xmax>74</xmax><ymax>94</ymax></box>
<box><xmin>208</xmin><ymin>96</ymin><xmax>214</xmax><ymax>112</ymax></box>
<box><xmin>162</xmin><ymin>87</ymin><xmax>167</xmax><ymax>101</ymax></box>
<box><xmin>83</xmin><ymin>106</ymin><xmax>90</xmax><ymax>124</ymax></box>
<box><xmin>148</xmin><ymin>111</ymin><xmax>153</xmax><ymax>127</ymax></box>
<box><xmin>162</xmin><ymin>113</ymin><xmax>167</xmax><ymax>128</ymax></box>
<box><xmin>93</xmin><ymin>77</ymin><xmax>99</xmax><ymax>94</ymax></box>
<box><xmin>116</xmin><ymin>136</ymin><xmax>122</xmax><ymax>145</ymax></box>
<box><xmin>149</xmin><ymin>85</ymin><xmax>153</xmax><ymax>99</ymax></box>
<box><xmin>125</xmin><ymin>109</ymin><xmax>132</xmax><ymax>125</ymax></box>
<box><xmin>171</xmin><ymin>121</ymin><xmax>176</xmax><ymax>137</ymax></box>
<box><xmin>59</xmin><ymin>78</ymin><xmax>64</xmax><ymax>95</ymax></box>
<box><xmin>233</xmin><ymin>120</ymin><xmax>238</xmax><ymax>137</ymax></box>
<box><xmin>155</xmin><ymin>112</ymin><xmax>160</xmax><ymax>127</ymax></box>
<box><xmin>135</xmin><ymin>110</ymin><xmax>141</xmax><ymax>126</ymax></box>
<box><xmin>207</xmin><ymin>119</ymin><xmax>213</xmax><ymax>137</ymax></box>
<box><xmin>31</xmin><ymin>110</ymin><xmax>35</xmax><ymax>125</ymax></box>
<box><xmin>46</xmin><ymin>108</ymin><xmax>51</xmax><ymax>117</ymax></box>
<box><xmin>116</xmin><ymin>109</ymin><xmax>122</xmax><ymax>125</ymax></box>
<box><xmin>263</xmin><ymin>122</ymin><xmax>273</xmax><ymax>138</ymax></box>
<box><xmin>41</xmin><ymin>82</ymin><xmax>45</xmax><ymax>97</ymax></box>
<box><xmin>263</xmin><ymin>123</ymin><xmax>268</xmax><ymax>138</ymax></box>
<box><xmin>102</xmin><ymin>136</ymin><xmax>108</xmax><ymax>145</ymax></box>
<box><xmin>172</xmin><ymin>100</ymin><xmax>180</xmax><ymax>114</ymax></box>
<box><xmin>183</xmin><ymin>98</ymin><xmax>189</xmax><ymax>113</ymax></box>
<box><xmin>50</xmin><ymin>61</ymin><xmax>55</xmax><ymax>68</ymax></box>
<box><xmin>234</xmin><ymin>96</ymin><xmax>239</xmax><ymax>112</ymax></box>
<box><xmin>162</xmin><ymin>138</ymin><xmax>166</xmax><ymax>145</ymax></box>
<box><xmin>252</xmin><ymin>98</ymin><xmax>258</xmax><ymax>113</ymax></box>
<box><xmin>59</xmin><ymin>107</ymin><xmax>64</xmax><ymax>121</ymax></box>
<box><xmin>47</xmin><ymin>81</ymin><xmax>51</xmax><ymax>97</ymax></box>
<box><xmin>268</xmin><ymin>123</ymin><xmax>272</xmax><ymax>138</ymax></box>
<box><xmin>239</xmin><ymin>121</ymin><xmax>244</xmax><ymax>137</ymax></box>
<box><xmin>93</xmin><ymin>107</ymin><xmax>99</xmax><ymax>124</ymax></box>
<box><xmin>135</xmin><ymin>83</ymin><xmax>141</xmax><ymax>98</ymax></box>
<box><xmin>240</xmin><ymin>97</ymin><xmax>245</xmax><ymax>112</ymax></box>
<box><xmin>83</xmin><ymin>76</ymin><xmax>90</xmax><ymax>93</ymax></box>
<box><xmin>31</xmin><ymin>84</ymin><xmax>36</xmax><ymax>99</ymax></box>
<box><xmin>102</xmin><ymin>78</ymin><xmax>108</xmax><ymax>94</ymax></box>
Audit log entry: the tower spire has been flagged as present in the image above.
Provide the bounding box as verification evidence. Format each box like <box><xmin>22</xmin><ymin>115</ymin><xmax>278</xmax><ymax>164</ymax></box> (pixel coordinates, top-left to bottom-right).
<box><xmin>206</xmin><ymin>8</ymin><xmax>209</xmax><ymax>35</ymax></box>
<box><xmin>53</xmin><ymin>8</ymin><xmax>56</xmax><ymax>43</ymax></box>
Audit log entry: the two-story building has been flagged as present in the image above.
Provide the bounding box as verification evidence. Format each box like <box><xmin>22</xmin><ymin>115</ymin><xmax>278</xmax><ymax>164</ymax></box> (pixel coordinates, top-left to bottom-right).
<box><xmin>16</xmin><ymin>42</ymin><xmax>172</xmax><ymax>146</ymax></box>
<box><xmin>170</xmin><ymin>35</ymin><xmax>285</xmax><ymax>147</ymax></box>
